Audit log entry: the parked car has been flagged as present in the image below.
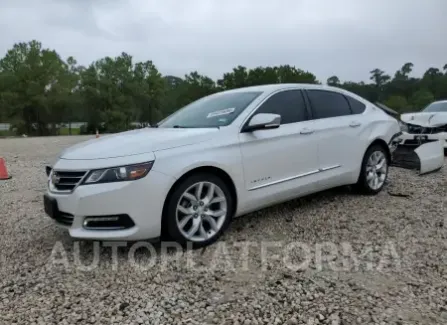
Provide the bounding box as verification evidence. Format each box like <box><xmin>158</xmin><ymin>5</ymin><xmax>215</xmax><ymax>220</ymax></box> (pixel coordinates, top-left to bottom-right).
<box><xmin>44</xmin><ymin>84</ymin><xmax>402</xmax><ymax>247</ymax></box>
<box><xmin>399</xmin><ymin>100</ymin><xmax>447</xmax><ymax>152</ymax></box>
<box><xmin>362</xmin><ymin>101</ymin><xmax>445</xmax><ymax>174</ymax></box>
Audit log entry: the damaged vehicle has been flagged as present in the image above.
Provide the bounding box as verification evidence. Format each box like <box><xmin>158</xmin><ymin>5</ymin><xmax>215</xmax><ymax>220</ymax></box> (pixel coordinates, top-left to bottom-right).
<box><xmin>43</xmin><ymin>84</ymin><xmax>403</xmax><ymax>247</ymax></box>
<box><xmin>391</xmin><ymin>100</ymin><xmax>446</xmax><ymax>174</ymax></box>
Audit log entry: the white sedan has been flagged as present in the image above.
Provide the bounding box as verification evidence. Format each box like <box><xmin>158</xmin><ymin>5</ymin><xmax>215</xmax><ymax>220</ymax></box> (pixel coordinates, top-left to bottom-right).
<box><xmin>44</xmin><ymin>84</ymin><xmax>401</xmax><ymax>247</ymax></box>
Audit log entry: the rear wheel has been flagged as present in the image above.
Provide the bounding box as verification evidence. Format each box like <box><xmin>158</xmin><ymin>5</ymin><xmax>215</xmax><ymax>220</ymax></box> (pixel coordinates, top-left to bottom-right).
<box><xmin>355</xmin><ymin>144</ymin><xmax>389</xmax><ymax>194</ymax></box>
<box><xmin>164</xmin><ymin>173</ymin><xmax>234</xmax><ymax>247</ymax></box>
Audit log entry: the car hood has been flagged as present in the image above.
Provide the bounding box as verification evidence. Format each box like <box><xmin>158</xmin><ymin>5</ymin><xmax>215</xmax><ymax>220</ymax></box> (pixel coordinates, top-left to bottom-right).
<box><xmin>60</xmin><ymin>128</ymin><xmax>219</xmax><ymax>160</ymax></box>
<box><xmin>400</xmin><ymin>112</ymin><xmax>447</xmax><ymax>127</ymax></box>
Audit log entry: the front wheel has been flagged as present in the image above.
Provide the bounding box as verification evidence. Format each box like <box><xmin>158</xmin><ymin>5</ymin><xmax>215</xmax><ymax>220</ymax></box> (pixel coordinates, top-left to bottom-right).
<box><xmin>164</xmin><ymin>173</ymin><xmax>234</xmax><ymax>248</ymax></box>
<box><xmin>355</xmin><ymin>145</ymin><xmax>389</xmax><ymax>194</ymax></box>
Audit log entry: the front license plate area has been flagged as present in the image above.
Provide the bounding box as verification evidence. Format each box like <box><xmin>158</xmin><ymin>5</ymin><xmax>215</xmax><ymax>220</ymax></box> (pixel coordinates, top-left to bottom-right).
<box><xmin>414</xmin><ymin>135</ymin><xmax>428</xmax><ymax>142</ymax></box>
<box><xmin>43</xmin><ymin>194</ymin><xmax>59</xmax><ymax>219</ymax></box>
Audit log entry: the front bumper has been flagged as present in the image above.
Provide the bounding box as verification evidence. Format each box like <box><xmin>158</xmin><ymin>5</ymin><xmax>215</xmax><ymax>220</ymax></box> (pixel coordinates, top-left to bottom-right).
<box><xmin>391</xmin><ymin>133</ymin><xmax>444</xmax><ymax>174</ymax></box>
<box><xmin>398</xmin><ymin>131</ymin><xmax>447</xmax><ymax>148</ymax></box>
<box><xmin>44</xmin><ymin>169</ymin><xmax>175</xmax><ymax>241</ymax></box>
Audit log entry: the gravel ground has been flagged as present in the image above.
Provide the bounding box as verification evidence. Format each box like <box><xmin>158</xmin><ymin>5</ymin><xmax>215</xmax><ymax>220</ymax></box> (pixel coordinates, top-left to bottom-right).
<box><xmin>1</xmin><ymin>136</ymin><xmax>446</xmax><ymax>325</ymax></box>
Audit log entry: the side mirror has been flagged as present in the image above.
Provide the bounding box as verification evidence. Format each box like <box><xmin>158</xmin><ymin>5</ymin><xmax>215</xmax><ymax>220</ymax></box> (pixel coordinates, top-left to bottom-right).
<box><xmin>243</xmin><ymin>113</ymin><xmax>281</xmax><ymax>132</ymax></box>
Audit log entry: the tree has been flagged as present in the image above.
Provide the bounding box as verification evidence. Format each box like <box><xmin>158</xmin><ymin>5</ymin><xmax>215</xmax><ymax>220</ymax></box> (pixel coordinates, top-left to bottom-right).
<box><xmin>369</xmin><ymin>68</ymin><xmax>391</xmax><ymax>102</ymax></box>
<box><xmin>217</xmin><ymin>65</ymin><xmax>318</xmax><ymax>90</ymax></box>
<box><xmin>409</xmin><ymin>89</ymin><xmax>435</xmax><ymax>111</ymax></box>
<box><xmin>77</xmin><ymin>53</ymin><xmax>165</xmax><ymax>131</ymax></box>
<box><xmin>0</xmin><ymin>40</ymin><xmax>72</xmax><ymax>135</ymax></box>
<box><xmin>1</xmin><ymin>39</ymin><xmax>447</xmax><ymax>134</ymax></box>
<box><xmin>370</xmin><ymin>68</ymin><xmax>391</xmax><ymax>87</ymax></box>
<box><xmin>384</xmin><ymin>95</ymin><xmax>409</xmax><ymax>111</ymax></box>
<box><xmin>327</xmin><ymin>76</ymin><xmax>340</xmax><ymax>86</ymax></box>
<box><xmin>394</xmin><ymin>62</ymin><xmax>414</xmax><ymax>79</ymax></box>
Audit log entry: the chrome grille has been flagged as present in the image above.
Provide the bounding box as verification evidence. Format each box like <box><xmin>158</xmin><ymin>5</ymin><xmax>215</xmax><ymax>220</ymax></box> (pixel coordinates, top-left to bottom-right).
<box><xmin>50</xmin><ymin>170</ymin><xmax>87</xmax><ymax>193</ymax></box>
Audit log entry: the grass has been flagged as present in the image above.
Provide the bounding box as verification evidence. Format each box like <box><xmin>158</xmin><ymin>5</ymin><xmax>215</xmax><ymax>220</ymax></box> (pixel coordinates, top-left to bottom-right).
<box><xmin>59</xmin><ymin>127</ymin><xmax>81</xmax><ymax>135</ymax></box>
<box><xmin>0</xmin><ymin>127</ymin><xmax>82</xmax><ymax>137</ymax></box>
<box><xmin>0</xmin><ymin>130</ymin><xmax>14</xmax><ymax>137</ymax></box>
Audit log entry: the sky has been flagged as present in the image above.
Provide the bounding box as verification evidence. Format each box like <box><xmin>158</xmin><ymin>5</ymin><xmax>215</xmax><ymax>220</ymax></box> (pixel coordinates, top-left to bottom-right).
<box><xmin>0</xmin><ymin>0</ymin><xmax>445</xmax><ymax>83</ymax></box>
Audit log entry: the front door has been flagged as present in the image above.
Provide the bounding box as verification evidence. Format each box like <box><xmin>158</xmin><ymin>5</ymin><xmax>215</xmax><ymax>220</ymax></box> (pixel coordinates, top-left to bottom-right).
<box><xmin>238</xmin><ymin>89</ymin><xmax>320</xmax><ymax>211</ymax></box>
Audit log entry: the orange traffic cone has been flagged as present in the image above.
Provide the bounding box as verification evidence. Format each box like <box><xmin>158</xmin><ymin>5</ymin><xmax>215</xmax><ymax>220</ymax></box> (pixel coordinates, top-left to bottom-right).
<box><xmin>96</xmin><ymin>129</ymin><xmax>99</xmax><ymax>138</ymax></box>
<box><xmin>0</xmin><ymin>158</ymin><xmax>11</xmax><ymax>180</ymax></box>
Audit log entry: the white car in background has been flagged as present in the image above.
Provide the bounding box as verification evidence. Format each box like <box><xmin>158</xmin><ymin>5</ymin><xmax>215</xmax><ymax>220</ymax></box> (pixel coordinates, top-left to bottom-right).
<box><xmin>399</xmin><ymin>100</ymin><xmax>447</xmax><ymax>151</ymax></box>
<box><xmin>44</xmin><ymin>84</ymin><xmax>402</xmax><ymax>247</ymax></box>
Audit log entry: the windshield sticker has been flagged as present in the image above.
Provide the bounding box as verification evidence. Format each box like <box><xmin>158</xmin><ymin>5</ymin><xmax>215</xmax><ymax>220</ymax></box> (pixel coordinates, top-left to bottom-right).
<box><xmin>207</xmin><ymin>107</ymin><xmax>235</xmax><ymax>118</ymax></box>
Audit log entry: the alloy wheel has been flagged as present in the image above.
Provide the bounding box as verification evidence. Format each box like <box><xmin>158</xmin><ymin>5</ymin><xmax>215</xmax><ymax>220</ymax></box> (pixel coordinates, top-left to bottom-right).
<box><xmin>176</xmin><ymin>181</ymin><xmax>228</xmax><ymax>242</ymax></box>
<box><xmin>365</xmin><ymin>150</ymin><xmax>388</xmax><ymax>190</ymax></box>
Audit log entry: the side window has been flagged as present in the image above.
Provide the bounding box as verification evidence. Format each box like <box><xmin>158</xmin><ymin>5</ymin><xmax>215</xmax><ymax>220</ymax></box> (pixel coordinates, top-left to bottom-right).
<box><xmin>306</xmin><ymin>90</ymin><xmax>352</xmax><ymax>119</ymax></box>
<box><xmin>255</xmin><ymin>90</ymin><xmax>307</xmax><ymax>124</ymax></box>
<box><xmin>346</xmin><ymin>95</ymin><xmax>366</xmax><ymax>114</ymax></box>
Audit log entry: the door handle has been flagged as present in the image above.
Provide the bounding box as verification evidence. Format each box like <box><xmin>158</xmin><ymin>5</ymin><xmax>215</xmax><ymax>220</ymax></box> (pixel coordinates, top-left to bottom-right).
<box><xmin>349</xmin><ymin>121</ymin><xmax>361</xmax><ymax>127</ymax></box>
<box><xmin>300</xmin><ymin>128</ymin><xmax>314</xmax><ymax>135</ymax></box>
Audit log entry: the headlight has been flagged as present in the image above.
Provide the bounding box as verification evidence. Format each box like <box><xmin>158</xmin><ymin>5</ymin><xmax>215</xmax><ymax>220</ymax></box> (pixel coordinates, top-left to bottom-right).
<box><xmin>83</xmin><ymin>162</ymin><xmax>154</xmax><ymax>185</ymax></box>
<box><xmin>399</xmin><ymin>121</ymin><xmax>408</xmax><ymax>132</ymax></box>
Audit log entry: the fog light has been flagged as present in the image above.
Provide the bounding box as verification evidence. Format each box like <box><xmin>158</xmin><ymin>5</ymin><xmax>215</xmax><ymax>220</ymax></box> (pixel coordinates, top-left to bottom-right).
<box><xmin>83</xmin><ymin>214</ymin><xmax>135</xmax><ymax>230</ymax></box>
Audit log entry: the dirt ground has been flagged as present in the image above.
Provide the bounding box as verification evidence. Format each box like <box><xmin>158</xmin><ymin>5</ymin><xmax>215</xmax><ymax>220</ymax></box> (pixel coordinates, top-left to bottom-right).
<box><xmin>0</xmin><ymin>136</ymin><xmax>446</xmax><ymax>324</ymax></box>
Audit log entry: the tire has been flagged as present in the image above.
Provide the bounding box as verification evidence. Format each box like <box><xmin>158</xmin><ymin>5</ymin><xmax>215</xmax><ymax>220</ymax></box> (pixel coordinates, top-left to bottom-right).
<box><xmin>355</xmin><ymin>144</ymin><xmax>389</xmax><ymax>195</ymax></box>
<box><xmin>164</xmin><ymin>172</ymin><xmax>234</xmax><ymax>248</ymax></box>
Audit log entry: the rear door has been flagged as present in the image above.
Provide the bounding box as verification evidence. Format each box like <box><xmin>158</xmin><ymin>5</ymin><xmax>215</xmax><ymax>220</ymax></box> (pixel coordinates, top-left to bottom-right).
<box><xmin>303</xmin><ymin>89</ymin><xmax>369</xmax><ymax>186</ymax></box>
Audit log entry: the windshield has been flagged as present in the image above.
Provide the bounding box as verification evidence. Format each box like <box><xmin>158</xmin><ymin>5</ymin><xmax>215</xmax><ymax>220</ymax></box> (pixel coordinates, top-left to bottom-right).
<box><xmin>422</xmin><ymin>101</ymin><xmax>447</xmax><ymax>112</ymax></box>
<box><xmin>157</xmin><ymin>91</ymin><xmax>263</xmax><ymax>128</ymax></box>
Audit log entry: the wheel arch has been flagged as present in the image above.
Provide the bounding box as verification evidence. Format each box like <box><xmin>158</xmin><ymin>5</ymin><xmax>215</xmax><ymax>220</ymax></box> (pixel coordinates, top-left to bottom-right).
<box><xmin>160</xmin><ymin>165</ymin><xmax>238</xmax><ymax>237</ymax></box>
<box><xmin>367</xmin><ymin>138</ymin><xmax>391</xmax><ymax>162</ymax></box>
<box><xmin>356</xmin><ymin>137</ymin><xmax>391</xmax><ymax>183</ymax></box>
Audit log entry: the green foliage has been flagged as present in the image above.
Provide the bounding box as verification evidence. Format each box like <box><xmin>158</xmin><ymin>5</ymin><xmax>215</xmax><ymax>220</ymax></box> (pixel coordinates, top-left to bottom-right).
<box><xmin>59</xmin><ymin>127</ymin><xmax>81</xmax><ymax>135</ymax></box>
<box><xmin>409</xmin><ymin>89</ymin><xmax>435</xmax><ymax>111</ymax></box>
<box><xmin>383</xmin><ymin>96</ymin><xmax>409</xmax><ymax>112</ymax></box>
<box><xmin>0</xmin><ymin>40</ymin><xmax>446</xmax><ymax>136</ymax></box>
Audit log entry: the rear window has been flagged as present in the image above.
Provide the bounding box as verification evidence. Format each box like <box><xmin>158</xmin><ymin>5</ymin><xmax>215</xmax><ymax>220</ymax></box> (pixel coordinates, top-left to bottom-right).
<box><xmin>346</xmin><ymin>96</ymin><xmax>366</xmax><ymax>114</ymax></box>
<box><xmin>307</xmin><ymin>90</ymin><xmax>352</xmax><ymax>119</ymax></box>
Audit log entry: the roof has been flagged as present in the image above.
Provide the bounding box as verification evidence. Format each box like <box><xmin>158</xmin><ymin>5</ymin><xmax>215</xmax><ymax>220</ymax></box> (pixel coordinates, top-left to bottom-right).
<box><xmin>218</xmin><ymin>83</ymin><xmax>371</xmax><ymax>106</ymax></box>
<box><xmin>221</xmin><ymin>83</ymin><xmax>346</xmax><ymax>94</ymax></box>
